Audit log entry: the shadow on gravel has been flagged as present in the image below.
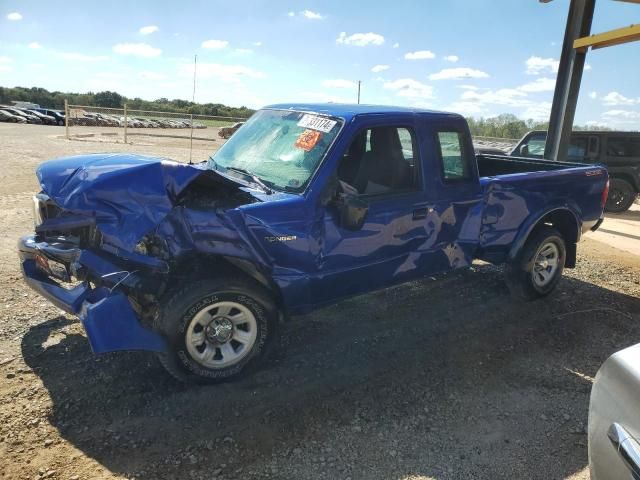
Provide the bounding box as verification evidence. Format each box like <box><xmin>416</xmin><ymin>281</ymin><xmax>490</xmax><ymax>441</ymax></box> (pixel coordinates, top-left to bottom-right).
<box><xmin>21</xmin><ymin>265</ymin><xmax>640</xmax><ymax>480</ymax></box>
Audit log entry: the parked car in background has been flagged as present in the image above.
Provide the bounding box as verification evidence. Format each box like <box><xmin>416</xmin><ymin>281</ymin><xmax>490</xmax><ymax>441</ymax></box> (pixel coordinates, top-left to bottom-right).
<box><xmin>25</xmin><ymin>109</ymin><xmax>56</xmax><ymax>125</ymax></box>
<box><xmin>511</xmin><ymin>130</ymin><xmax>640</xmax><ymax>213</ymax></box>
<box><xmin>35</xmin><ymin>109</ymin><xmax>66</xmax><ymax>126</ymax></box>
<box><xmin>1</xmin><ymin>107</ymin><xmax>42</xmax><ymax>124</ymax></box>
<box><xmin>18</xmin><ymin>103</ymin><xmax>608</xmax><ymax>383</ymax></box>
<box><xmin>589</xmin><ymin>343</ymin><xmax>640</xmax><ymax>480</ymax></box>
<box><xmin>218</xmin><ymin>122</ymin><xmax>244</xmax><ymax>139</ymax></box>
<box><xmin>0</xmin><ymin>109</ymin><xmax>27</xmax><ymax>123</ymax></box>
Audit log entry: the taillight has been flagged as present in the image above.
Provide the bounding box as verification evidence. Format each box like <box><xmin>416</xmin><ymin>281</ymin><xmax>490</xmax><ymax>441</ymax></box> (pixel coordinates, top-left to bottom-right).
<box><xmin>601</xmin><ymin>179</ymin><xmax>609</xmax><ymax>210</ymax></box>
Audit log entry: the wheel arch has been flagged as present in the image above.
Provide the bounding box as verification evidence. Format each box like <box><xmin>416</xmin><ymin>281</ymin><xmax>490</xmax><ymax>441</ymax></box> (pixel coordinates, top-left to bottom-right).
<box><xmin>168</xmin><ymin>253</ymin><xmax>286</xmax><ymax>317</ymax></box>
<box><xmin>508</xmin><ymin>207</ymin><xmax>580</xmax><ymax>268</ymax></box>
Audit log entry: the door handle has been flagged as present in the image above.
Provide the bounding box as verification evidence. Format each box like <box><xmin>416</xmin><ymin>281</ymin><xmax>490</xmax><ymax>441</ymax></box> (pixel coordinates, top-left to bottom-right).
<box><xmin>413</xmin><ymin>206</ymin><xmax>434</xmax><ymax>220</ymax></box>
<box><xmin>608</xmin><ymin>423</ymin><xmax>640</xmax><ymax>479</ymax></box>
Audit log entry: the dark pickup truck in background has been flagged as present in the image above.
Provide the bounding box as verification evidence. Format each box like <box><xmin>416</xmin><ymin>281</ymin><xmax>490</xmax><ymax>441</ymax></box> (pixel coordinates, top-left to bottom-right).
<box><xmin>511</xmin><ymin>130</ymin><xmax>640</xmax><ymax>212</ymax></box>
<box><xmin>18</xmin><ymin>104</ymin><xmax>609</xmax><ymax>383</ymax></box>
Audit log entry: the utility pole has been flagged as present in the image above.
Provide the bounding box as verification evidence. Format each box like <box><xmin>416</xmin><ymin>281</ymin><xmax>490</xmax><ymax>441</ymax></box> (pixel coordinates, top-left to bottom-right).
<box><xmin>357</xmin><ymin>81</ymin><xmax>361</xmax><ymax>104</ymax></box>
<box><xmin>189</xmin><ymin>54</ymin><xmax>197</xmax><ymax>165</ymax></box>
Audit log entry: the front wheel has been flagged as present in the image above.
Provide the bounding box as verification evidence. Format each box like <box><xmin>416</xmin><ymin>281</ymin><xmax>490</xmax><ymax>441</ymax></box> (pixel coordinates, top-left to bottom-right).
<box><xmin>505</xmin><ymin>226</ymin><xmax>566</xmax><ymax>301</ymax></box>
<box><xmin>154</xmin><ymin>277</ymin><xmax>278</xmax><ymax>384</ymax></box>
<box><xmin>606</xmin><ymin>178</ymin><xmax>637</xmax><ymax>213</ymax></box>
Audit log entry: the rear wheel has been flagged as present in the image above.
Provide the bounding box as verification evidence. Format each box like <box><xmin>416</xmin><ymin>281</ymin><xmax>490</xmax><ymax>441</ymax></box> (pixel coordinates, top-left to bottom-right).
<box><xmin>606</xmin><ymin>178</ymin><xmax>636</xmax><ymax>213</ymax></box>
<box><xmin>154</xmin><ymin>277</ymin><xmax>277</xmax><ymax>384</ymax></box>
<box><xmin>505</xmin><ymin>226</ymin><xmax>566</xmax><ymax>300</ymax></box>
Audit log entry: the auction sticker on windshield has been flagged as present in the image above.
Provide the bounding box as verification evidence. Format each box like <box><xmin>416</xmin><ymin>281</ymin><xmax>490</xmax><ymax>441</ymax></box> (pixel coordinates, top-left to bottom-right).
<box><xmin>297</xmin><ymin>114</ymin><xmax>337</xmax><ymax>133</ymax></box>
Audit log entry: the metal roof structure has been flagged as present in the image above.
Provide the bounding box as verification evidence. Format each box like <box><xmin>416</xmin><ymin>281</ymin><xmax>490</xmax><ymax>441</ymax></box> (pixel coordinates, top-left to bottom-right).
<box><xmin>541</xmin><ymin>0</ymin><xmax>640</xmax><ymax>161</ymax></box>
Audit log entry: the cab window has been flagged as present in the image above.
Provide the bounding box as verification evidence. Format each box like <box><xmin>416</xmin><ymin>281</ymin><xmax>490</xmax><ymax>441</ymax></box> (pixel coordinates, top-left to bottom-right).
<box><xmin>337</xmin><ymin>126</ymin><xmax>420</xmax><ymax>196</ymax></box>
<box><xmin>435</xmin><ymin>131</ymin><xmax>470</xmax><ymax>181</ymax></box>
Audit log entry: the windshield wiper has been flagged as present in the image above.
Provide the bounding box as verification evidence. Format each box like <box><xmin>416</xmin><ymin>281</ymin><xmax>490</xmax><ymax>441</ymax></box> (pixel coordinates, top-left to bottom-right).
<box><xmin>224</xmin><ymin>166</ymin><xmax>273</xmax><ymax>195</ymax></box>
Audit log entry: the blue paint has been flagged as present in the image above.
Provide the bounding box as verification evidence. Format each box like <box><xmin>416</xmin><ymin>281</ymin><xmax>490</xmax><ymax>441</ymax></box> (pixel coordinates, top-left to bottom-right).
<box><xmin>79</xmin><ymin>291</ymin><xmax>167</xmax><ymax>354</ymax></box>
<box><xmin>20</xmin><ymin>104</ymin><xmax>608</xmax><ymax>354</ymax></box>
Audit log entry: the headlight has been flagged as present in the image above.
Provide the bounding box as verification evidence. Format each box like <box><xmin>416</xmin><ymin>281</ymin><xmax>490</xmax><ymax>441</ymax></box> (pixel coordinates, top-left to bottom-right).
<box><xmin>32</xmin><ymin>193</ymin><xmax>49</xmax><ymax>227</ymax></box>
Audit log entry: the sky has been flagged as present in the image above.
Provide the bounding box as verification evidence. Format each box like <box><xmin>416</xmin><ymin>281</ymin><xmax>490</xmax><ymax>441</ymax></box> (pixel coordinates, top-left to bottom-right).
<box><xmin>1</xmin><ymin>0</ymin><xmax>639</xmax><ymax>129</ymax></box>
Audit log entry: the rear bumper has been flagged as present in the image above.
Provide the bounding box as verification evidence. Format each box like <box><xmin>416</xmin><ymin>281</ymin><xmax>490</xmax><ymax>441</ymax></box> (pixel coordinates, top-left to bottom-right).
<box><xmin>18</xmin><ymin>235</ymin><xmax>167</xmax><ymax>354</ymax></box>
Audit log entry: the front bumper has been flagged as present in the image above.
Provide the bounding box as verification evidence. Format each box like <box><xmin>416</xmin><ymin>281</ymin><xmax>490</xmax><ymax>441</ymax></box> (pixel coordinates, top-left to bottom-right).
<box><xmin>18</xmin><ymin>235</ymin><xmax>167</xmax><ymax>354</ymax></box>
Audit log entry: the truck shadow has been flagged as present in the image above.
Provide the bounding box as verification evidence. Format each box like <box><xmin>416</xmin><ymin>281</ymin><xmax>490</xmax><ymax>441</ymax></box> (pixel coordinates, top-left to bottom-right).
<box><xmin>21</xmin><ymin>264</ymin><xmax>640</xmax><ymax>480</ymax></box>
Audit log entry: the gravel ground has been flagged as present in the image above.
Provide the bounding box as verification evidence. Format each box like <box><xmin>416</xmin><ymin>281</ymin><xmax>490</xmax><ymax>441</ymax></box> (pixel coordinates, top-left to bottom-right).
<box><xmin>0</xmin><ymin>123</ymin><xmax>639</xmax><ymax>480</ymax></box>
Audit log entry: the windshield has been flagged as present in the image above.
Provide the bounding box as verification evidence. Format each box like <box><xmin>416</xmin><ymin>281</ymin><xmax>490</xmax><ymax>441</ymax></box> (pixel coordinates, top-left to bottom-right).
<box><xmin>209</xmin><ymin>109</ymin><xmax>343</xmax><ymax>193</ymax></box>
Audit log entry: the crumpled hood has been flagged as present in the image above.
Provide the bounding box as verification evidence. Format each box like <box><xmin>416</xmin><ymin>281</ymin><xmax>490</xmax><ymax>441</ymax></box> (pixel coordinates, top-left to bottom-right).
<box><xmin>36</xmin><ymin>153</ymin><xmax>241</xmax><ymax>250</ymax></box>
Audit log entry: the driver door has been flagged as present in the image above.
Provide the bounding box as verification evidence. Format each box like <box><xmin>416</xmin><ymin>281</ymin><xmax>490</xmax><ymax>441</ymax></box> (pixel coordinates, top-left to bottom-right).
<box><xmin>311</xmin><ymin>122</ymin><xmax>431</xmax><ymax>304</ymax></box>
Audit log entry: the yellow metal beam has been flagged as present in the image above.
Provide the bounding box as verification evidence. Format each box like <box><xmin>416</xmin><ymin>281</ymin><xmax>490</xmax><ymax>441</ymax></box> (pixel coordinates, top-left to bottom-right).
<box><xmin>574</xmin><ymin>24</ymin><xmax>640</xmax><ymax>50</ymax></box>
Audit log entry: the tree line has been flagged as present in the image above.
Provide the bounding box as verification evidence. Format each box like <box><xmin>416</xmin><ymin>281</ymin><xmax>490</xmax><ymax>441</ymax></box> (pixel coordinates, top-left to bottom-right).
<box><xmin>467</xmin><ymin>113</ymin><xmax>610</xmax><ymax>140</ymax></box>
<box><xmin>1</xmin><ymin>86</ymin><xmax>612</xmax><ymax>136</ymax></box>
<box><xmin>0</xmin><ymin>86</ymin><xmax>255</xmax><ymax>119</ymax></box>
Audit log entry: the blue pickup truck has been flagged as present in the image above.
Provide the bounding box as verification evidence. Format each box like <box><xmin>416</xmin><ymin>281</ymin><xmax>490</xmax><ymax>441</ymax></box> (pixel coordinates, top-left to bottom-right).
<box><xmin>19</xmin><ymin>104</ymin><xmax>609</xmax><ymax>383</ymax></box>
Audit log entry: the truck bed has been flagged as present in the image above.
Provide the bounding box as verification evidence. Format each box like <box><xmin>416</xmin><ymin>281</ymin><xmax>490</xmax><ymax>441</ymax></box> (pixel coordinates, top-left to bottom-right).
<box><xmin>476</xmin><ymin>154</ymin><xmax>584</xmax><ymax>177</ymax></box>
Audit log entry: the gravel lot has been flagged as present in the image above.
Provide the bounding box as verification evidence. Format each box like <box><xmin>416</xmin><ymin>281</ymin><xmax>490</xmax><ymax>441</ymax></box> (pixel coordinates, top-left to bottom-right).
<box><xmin>0</xmin><ymin>123</ymin><xmax>639</xmax><ymax>480</ymax></box>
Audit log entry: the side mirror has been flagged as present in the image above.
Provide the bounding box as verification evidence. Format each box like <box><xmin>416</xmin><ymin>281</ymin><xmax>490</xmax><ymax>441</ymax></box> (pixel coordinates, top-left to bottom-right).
<box><xmin>336</xmin><ymin>194</ymin><xmax>368</xmax><ymax>231</ymax></box>
<box><xmin>519</xmin><ymin>144</ymin><xmax>529</xmax><ymax>157</ymax></box>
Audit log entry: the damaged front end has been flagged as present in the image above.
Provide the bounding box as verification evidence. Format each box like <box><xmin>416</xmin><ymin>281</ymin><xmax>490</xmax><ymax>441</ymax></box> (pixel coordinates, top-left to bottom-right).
<box><xmin>19</xmin><ymin>153</ymin><xmax>261</xmax><ymax>354</ymax></box>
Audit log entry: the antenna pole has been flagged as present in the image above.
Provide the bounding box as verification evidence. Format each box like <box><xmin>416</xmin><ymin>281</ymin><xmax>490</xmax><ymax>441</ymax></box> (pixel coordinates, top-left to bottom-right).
<box><xmin>357</xmin><ymin>80</ymin><xmax>361</xmax><ymax>104</ymax></box>
<box><xmin>189</xmin><ymin>54</ymin><xmax>197</xmax><ymax>165</ymax></box>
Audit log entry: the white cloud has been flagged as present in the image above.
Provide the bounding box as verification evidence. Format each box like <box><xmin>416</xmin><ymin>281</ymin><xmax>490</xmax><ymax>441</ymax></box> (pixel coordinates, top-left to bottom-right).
<box><xmin>404</xmin><ymin>50</ymin><xmax>435</xmax><ymax>60</ymax></box>
<box><xmin>522</xmin><ymin>102</ymin><xmax>552</xmax><ymax>121</ymax></box>
<box><xmin>602</xmin><ymin>109</ymin><xmax>640</xmax><ymax>120</ymax></box>
<box><xmin>296</xmin><ymin>90</ymin><xmax>355</xmax><ymax>104</ymax></box>
<box><xmin>235</xmin><ymin>48</ymin><xmax>253</xmax><ymax>55</ymax></box>
<box><xmin>336</xmin><ymin>32</ymin><xmax>385</xmax><ymax>47</ymax></box>
<box><xmin>201</xmin><ymin>39</ymin><xmax>229</xmax><ymax>50</ymax></box>
<box><xmin>517</xmin><ymin>77</ymin><xmax>556</xmax><ymax>93</ymax></box>
<box><xmin>28</xmin><ymin>42</ymin><xmax>42</xmax><ymax>49</ymax></box>
<box><xmin>525</xmin><ymin>56</ymin><xmax>559</xmax><ymax>75</ymax></box>
<box><xmin>457</xmin><ymin>85</ymin><xmax>478</xmax><ymax>90</ymax></box>
<box><xmin>585</xmin><ymin>64</ymin><xmax>592</xmax><ymax>71</ymax></box>
<box><xmin>301</xmin><ymin>10</ymin><xmax>324</xmax><ymax>20</ymax></box>
<box><xmin>392</xmin><ymin>42</ymin><xmax>400</xmax><ymax>48</ymax></box>
<box><xmin>461</xmin><ymin>88</ymin><xmax>528</xmax><ymax>107</ymax></box>
<box><xmin>7</xmin><ymin>12</ymin><xmax>22</xmax><ymax>21</ymax></box>
<box><xmin>139</xmin><ymin>25</ymin><xmax>159</xmax><ymax>35</ymax></box>
<box><xmin>287</xmin><ymin>11</ymin><xmax>295</xmax><ymax>17</ymax></box>
<box><xmin>0</xmin><ymin>57</ymin><xmax>13</xmax><ymax>73</ymax></box>
<box><xmin>113</xmin><ymin>43</ymin><xmax>161</xmax><ymax>57</ymax></box>
<box><xmin>429</xmin><ymin>67</ymin><xmax>489</xmax><ymax>80</ymax></box>
<box><xmin>589</xmin><ymin>91</ymin><xmax>597</xmax><ymax>99</ymax></box>
<box><xmin>322</xmin><ymin>79</ymin><xmax>357</xmax><ymax>89</ymax></box>
<box><xmin>140</xmin><ymin>71</ymin><xmax>167</xmax><ymax>80</ymax></box>
<box><xmin>371</xmin><ymin>64</ymin><xmax>390</xmax><ymax>73</ymax></box>
<box><xmin>59</xmin><ymin>52</ymin><xmax>109</xmax><ymax>62</ymax></box>
<box><xmin>602</xmin><ymin>91</ymin><xmax>637</xmax><ymax>106</ymax></box>
<box><xmin>444</xmin><ymin>55</ymin><xmax>459</xmax><ymax>63</ymax></box>
<box><xmin>253</xmin><ymin>41</ymin><xmax>262</xmax><ymax>47</ymax></box>
<box><xmin>383</xmin><ymin>78</ymin><xmax>434</xmax><ymax>99</ymax></box>
<box><xmin>446</xmin><ymin>101</ymin><xmax>486</xmax><ymax>116</ymax></box>
<box><xmin>180</xmin><ymin>62</ymin><xmax>264</xmax><ymax>83</ymax></box>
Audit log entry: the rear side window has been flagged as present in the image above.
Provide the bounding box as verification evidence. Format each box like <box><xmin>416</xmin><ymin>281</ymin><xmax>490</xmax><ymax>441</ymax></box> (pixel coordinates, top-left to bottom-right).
<box><xmin>568</xmin><ymin>137</ymin><xmax>587</xmax><ymax>161</ymax></box>
<box><xmin>607</xmin><ymin>137</ymin><xmax>640</xmax><ymax>157</ymax></box>
<box><xmin>436</xmin><ymin>131</ymin><xmax>470</xmax><ymax>181</ymax></box>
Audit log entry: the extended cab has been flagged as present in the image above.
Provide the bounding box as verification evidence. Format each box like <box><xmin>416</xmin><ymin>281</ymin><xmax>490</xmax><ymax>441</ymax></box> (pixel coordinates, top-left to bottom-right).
<box><xmin>512</xmin><ymin>130</ymin><xmax>640</xmax><ymax>212</ymax></box>
<box><xmin>18</xmin><ymin>104</ymin><xmax>609</xmax><ymax>383</ymax></box>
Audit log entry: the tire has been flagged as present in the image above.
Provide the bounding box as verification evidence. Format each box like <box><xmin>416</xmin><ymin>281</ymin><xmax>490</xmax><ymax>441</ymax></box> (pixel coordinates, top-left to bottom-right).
<box><xmin>605</xmin><ymin>178</ymin><xmax>637</xmax><ymax>213</ymax></box>
<box><xmin>58</xmin><ymin>120</ymin><xmax>64</xmax><ymax>126</ymax></box>
<box><xmin>505</xmin><ymin>226</ymin><xmax>566</xmax><ymax>301</ymax></box>
<box><xmin>154</xmin><ymin>276</ymin><xmax>278</xmax><ymax>384</ymax></box>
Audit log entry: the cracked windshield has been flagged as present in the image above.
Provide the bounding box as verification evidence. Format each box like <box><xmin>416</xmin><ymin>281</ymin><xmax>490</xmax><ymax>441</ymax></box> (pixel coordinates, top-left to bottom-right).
<box><xmin>210</xmin><ymin>109</ymin><xmax>342</xmax><ymax>192</ymax></box>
